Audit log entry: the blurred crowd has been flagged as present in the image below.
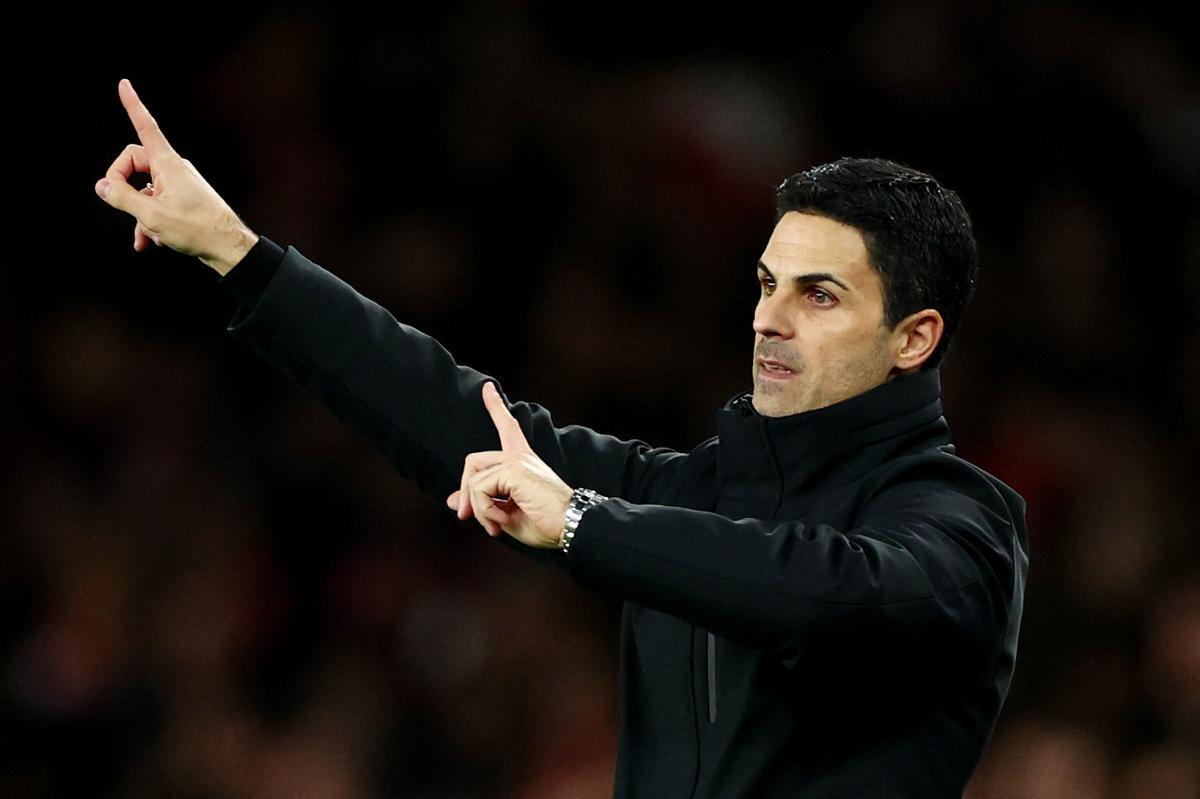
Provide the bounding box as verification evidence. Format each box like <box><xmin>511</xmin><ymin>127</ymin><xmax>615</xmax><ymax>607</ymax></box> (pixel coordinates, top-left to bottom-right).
<box><xmin>5</xmin><ymin>0</ymin><xmax>1200</xmax><ymax>795</ymax></box>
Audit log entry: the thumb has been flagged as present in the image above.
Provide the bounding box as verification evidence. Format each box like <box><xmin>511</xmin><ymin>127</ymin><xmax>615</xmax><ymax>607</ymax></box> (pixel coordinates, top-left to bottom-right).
<box><xmin>95</xmin><ymin>176</ymin><xmax>152</xmax><ymax>219</ymax></box>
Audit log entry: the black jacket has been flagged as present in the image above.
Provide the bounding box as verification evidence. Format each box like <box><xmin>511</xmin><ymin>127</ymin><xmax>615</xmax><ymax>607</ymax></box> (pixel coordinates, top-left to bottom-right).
<box><xmin>218</xmin><ymin>236</ymin><xmax>1030</xmax><ymax>798</ymax></box>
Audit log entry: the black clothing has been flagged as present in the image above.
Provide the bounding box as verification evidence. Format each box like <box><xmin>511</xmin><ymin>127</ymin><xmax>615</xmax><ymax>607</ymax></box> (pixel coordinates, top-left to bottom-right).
<box><xmin>219</xmin><ymin>236</ymin><xmax>1030</xmax><ymax>798</ymax></box>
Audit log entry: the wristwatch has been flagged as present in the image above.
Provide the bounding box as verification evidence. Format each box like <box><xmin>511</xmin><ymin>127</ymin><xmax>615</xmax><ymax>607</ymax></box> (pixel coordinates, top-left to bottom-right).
<box><xmin>560</xmin><ymin>487</ymin><xmax>609</xmax><ymax>554</ymax></box>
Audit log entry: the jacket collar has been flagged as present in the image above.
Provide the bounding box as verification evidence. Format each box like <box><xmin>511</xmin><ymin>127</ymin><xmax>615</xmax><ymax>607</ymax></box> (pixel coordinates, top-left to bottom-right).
<box><xmin>714</xmin><ymin>367</ymin><xmax>951</xmax><ymax>498</ymax></box>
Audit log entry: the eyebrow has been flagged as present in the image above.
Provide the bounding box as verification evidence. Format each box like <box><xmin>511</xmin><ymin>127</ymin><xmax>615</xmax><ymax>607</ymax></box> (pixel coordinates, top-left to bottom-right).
<box><xmin>757</xmin><ymin>260</ymin><xmax>852</xmax><ymax>292</ymax></box>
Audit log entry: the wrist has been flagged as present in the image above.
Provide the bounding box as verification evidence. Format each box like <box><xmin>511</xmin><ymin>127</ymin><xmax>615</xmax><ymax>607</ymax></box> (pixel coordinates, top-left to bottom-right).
<box><xmin>560</xmin><ymin>487</ymin><xmax>608</xmax><ymax>554</ymax></box>
<box><xmin>201</xmin><ymin>222</ymin><xmax>259</xmax><ymax>276</ymax></box>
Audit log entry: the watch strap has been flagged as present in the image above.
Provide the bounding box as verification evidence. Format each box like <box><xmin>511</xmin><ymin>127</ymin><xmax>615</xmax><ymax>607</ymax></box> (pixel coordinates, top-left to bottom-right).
<box><xmin>560</xmin><ymin>487</ymin><xmax>608</xmax><ymax>554</ymax></box>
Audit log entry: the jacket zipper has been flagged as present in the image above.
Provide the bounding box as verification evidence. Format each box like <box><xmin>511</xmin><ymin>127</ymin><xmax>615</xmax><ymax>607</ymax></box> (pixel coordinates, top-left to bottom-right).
<box><xmin>703</xmin><ymin>395</ymin><xmax>763</xmax><ymax>727</ymax></box>
<box><xmin>707</xmin><ymin>631</ymin><xmax>717</xmax><ymax>723</ymax></box>
<box><xmin>758</xmin><ymin>418</ymin><xmax>786</xmax><ymax>522</ymax></box>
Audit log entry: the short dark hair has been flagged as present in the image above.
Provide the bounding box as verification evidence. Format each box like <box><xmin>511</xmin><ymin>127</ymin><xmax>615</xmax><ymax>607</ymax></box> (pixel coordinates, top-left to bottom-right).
<box><xmin>774</xmin><ymin>157</ymin><xmax>978</xmax><ymax>370</ymax></box>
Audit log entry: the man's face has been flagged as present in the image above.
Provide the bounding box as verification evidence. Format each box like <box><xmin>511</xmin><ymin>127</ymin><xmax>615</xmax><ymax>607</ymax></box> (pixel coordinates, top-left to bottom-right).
<box><xmin>751</xmin><ymin>212</ymin><xmax>898</xmax><ymax>417</ymax></box>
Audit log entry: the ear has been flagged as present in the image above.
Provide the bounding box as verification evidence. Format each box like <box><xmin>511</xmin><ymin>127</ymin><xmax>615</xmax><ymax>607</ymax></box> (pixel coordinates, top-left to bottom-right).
<box><xmin>890</xmin><ymin>308</ymin><xmax>945</xmax><ymax>371</ymax></box>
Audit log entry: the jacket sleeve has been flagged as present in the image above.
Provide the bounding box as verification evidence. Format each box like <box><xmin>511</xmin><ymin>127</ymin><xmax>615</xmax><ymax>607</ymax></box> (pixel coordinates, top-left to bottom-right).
<box><xmin>217</xmin><ymin>239</ymin><xmax>689</xmax><ymax>561</ymax></box>
<box><xmin>564</xmin><ymin>456</ymin><xmax>1024</xmax><ymax>662</ymax></box>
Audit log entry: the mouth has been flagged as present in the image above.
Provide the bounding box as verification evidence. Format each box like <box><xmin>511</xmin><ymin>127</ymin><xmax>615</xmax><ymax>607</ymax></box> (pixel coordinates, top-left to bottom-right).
<box><xmin>757</xmin><ymin>358</ymin><xmax>797</xmax><ymax>381</ymax></box>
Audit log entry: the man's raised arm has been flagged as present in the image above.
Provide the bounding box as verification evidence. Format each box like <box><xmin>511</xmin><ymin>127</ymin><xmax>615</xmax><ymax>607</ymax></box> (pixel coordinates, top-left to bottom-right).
<box><xmin>213</xmin><ymin>236</ymin><xmax>682</xmax><ymax>504</ymax></box>
<box><xmin>93</xmin><ymin>79</ymin><xmax>687</xmax><ymax>536</ymax></box>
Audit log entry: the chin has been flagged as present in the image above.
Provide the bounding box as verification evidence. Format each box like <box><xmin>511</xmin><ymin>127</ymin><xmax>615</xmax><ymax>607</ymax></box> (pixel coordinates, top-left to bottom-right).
<box><xmin>751</xmin><ymin>393</ymin><xmax>789</xmax><ymax>418</ymax></box>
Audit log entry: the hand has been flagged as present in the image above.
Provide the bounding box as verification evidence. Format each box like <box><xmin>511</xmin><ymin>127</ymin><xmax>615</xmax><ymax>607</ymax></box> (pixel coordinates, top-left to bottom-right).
<box><xmin>445</xmin><ymin>382</ymin><xmax>574</xmax><ymax>548</ymax></box>
<box><xmin>94</xmin><ymin>78</ymin><xmax>258</xmax><ymax>275</ymax></box>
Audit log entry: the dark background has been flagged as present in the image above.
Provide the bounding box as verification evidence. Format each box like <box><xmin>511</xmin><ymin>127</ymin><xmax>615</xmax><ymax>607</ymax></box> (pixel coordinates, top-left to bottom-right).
<box><xmin>4</xmin><ymin>1</ymin><xmax>1200</xmax><ymax>795</ymax></box>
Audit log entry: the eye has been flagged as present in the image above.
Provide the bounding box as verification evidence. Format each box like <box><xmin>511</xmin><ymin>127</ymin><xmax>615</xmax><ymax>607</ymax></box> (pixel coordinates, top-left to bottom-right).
<box><xmin>758</xmin><ymin>276</ymin><xmax>775</xmax><ymax>295</ymax></box>
<box><xmin>808</xmin><ymin>287</ymin><xmax>836</xmax><ymax>305</ymax></box>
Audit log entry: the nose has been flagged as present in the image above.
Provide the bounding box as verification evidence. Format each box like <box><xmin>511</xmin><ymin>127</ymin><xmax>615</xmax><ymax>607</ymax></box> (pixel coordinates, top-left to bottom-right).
<box><xmin>753</xmin><ymin>291</ymin><xmax>793</xmax><ymax>339</ymax></box>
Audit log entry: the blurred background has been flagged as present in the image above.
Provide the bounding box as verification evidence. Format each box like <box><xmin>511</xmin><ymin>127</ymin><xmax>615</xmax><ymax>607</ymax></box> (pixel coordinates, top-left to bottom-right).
<box><xmin>5</xmin><ymin>0</ymin><xmax>1200</xmax><ymax>795</ymax></box>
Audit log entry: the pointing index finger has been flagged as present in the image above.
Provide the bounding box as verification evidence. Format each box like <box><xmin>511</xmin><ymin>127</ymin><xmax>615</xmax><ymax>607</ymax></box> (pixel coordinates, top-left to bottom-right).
<box><xmin>118</xmin><ymin>79</ymin><xmax>176</xmax><ymax>157</ymax></box>
<box><xmin>482</xmin><ymin>382</ymin><xmax>531</xmax><ymax>453</ymax></box>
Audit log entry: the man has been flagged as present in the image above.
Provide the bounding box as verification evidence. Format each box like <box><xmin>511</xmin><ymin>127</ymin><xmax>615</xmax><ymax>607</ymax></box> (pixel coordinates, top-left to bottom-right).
<box><xmin>96</xmin><ymin>78</ymin><xmax>1029</xmax><ymax>797</ymax></box>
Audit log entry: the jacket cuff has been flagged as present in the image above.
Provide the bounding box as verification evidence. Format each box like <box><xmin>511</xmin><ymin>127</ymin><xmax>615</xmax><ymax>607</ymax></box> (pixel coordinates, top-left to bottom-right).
<box><xmin>216</xmin><ymin>234</ymin><xmax>286</xmax><ymax>307</ymax></box>
<box><xmin>563</xmin><ymin>497</ymin><xmax>639</xmax><ymax>583</ymax></box>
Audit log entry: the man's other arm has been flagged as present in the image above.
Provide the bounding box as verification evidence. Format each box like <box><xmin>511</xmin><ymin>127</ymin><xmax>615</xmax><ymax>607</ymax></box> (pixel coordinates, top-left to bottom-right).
<box><xmin>563</xmin><ymin>455</ymin><xmax>1027</xmax><ymax>666</ymax></box>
